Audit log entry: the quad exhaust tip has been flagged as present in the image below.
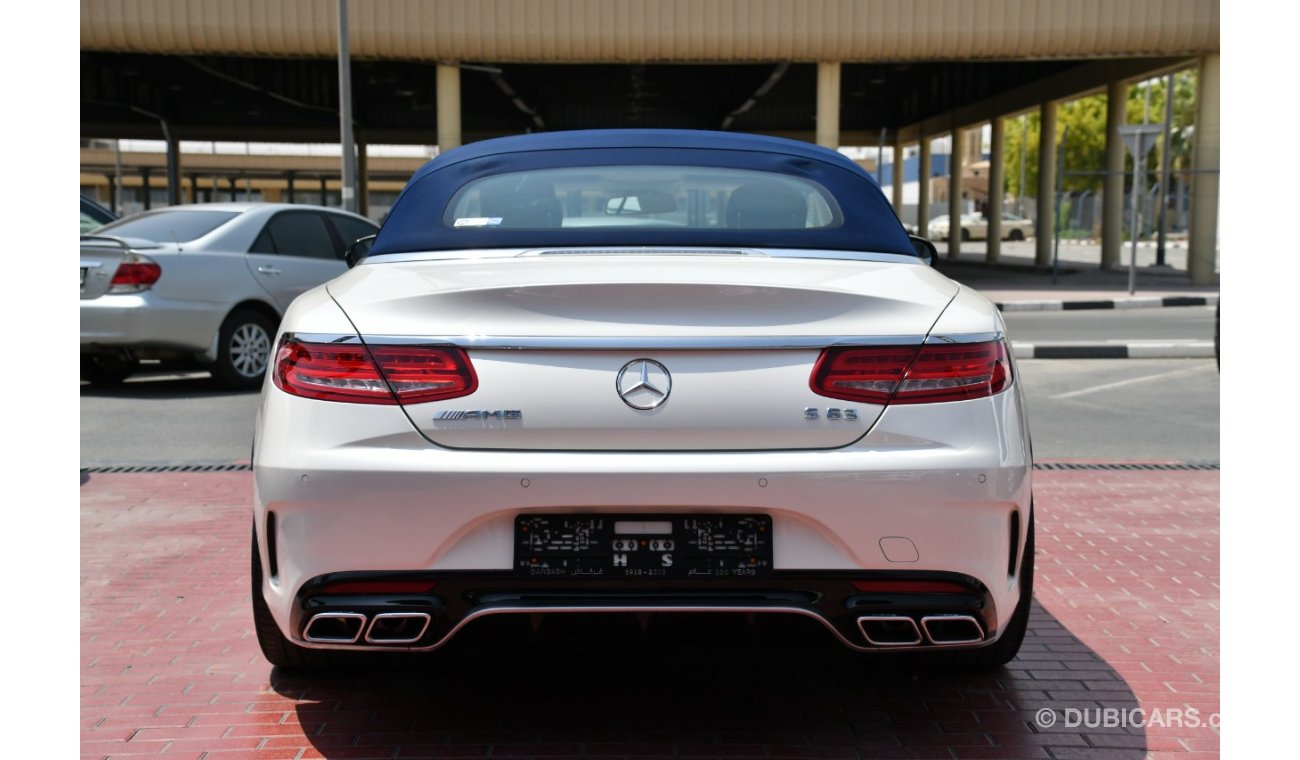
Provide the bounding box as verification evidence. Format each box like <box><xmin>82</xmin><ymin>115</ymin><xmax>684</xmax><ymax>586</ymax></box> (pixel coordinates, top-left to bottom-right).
<box><xmin>365</xmin><ymin>612</ymin><xmax>432</xmax><ymax>644</ymax></box>
<box><xmin>920</xmin><ymin>614</ymin><xmax>985</xmax><ymax>645</ymax></box>
<box><xmin>857</xmin><ymin>614</ymin><xmax>986</xmax><ymax>647</ymax></box>
<box><xmin>303</xmin><ymin>612</ymin><xmax>368</xmax><ymax>643</ymax></box>
<box><xmin>857</xmin><ymin>615</ymin><xmax>923</xmax><ymax>646</ymax></box>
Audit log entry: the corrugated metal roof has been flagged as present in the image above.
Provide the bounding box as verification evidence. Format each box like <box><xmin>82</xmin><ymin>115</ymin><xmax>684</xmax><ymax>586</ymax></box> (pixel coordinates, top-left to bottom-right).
<box><xmin>81</xmin><ymin>0</ymin><xmax>1219</xmax><ymax>62</ymax></box>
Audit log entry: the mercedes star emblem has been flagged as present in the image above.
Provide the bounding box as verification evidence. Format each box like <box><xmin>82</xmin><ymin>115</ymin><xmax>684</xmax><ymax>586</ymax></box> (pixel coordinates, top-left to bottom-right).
<box><xmin>616</xmin><ymin>358</ymin><xmax>672</xmax><ymax>410</ymax></box>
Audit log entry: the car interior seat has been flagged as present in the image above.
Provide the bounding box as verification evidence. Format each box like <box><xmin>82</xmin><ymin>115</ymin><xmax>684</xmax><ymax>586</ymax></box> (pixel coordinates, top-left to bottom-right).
<box><xmin>480</xmin><ymin>177</ymin><xmax>564</xmax><ymax>228</ymax></box>
<box><xmin>724</xmin><ymin>180</ymin><xmax>809</xmax><ymax>229</ymax></box>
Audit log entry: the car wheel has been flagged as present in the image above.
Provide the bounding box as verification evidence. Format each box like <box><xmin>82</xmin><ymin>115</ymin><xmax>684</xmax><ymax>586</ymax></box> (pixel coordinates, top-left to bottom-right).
<box><xmin>960</xmin><ymin>228</ymin><xmax>971</xmax><ymax>242</ymax></box>
<box><xmin>1008</xmin><ymin>229</ymin><xmax>1025</xmax><ymax>241</ymax></box>
<box><xmin>80</xmin><ymin>352</ymin><xmax>140</xmax><ymax>386</ymax></box>
<box><xmin>212</xmin><ymin>309</ymin><xmax>275</xmax><ymax>390</ymax></box>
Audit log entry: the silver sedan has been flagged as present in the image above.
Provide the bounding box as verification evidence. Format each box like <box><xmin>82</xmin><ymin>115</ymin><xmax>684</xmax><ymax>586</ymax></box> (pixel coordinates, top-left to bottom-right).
<box><xmin>80</xmin><ymin>203</ymin><xmax>378</xmax><ymax>388</ymax></box>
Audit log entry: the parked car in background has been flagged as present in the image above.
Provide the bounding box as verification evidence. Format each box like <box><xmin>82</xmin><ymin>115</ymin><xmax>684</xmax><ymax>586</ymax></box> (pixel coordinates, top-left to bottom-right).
<box><xmin>81</xmin><ymin>195</ymin><xmax>116</xmax><ymax>233</ymax></box>
<box><xmin>251</xmin><ymin>130</ymin><xmax>1034</xmax><ymax>671</ymax></box>
<box><xmin>927</xmin><ymin>212</ymin><xmax>1034</xmax><ymax>242</ymax></box>
<box><xmin>81</xmin><ymin>203</ymin><xmax>379</xmax><ymax>388</ymax></box>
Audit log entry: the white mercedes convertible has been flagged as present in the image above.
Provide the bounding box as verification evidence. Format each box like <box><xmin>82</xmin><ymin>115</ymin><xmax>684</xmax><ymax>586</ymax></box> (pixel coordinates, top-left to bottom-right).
<box><xmin>251</xmin><ymin>130</ymin><xmax>1034</xmax><ymax>670</ymax></box>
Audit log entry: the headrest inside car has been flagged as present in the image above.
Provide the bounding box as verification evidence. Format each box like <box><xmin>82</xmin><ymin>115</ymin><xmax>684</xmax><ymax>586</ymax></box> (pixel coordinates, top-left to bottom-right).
<box><xmin>725</xmin><ymin>181</ymin><xmax>809</xmax><ymax>229</ymax></box>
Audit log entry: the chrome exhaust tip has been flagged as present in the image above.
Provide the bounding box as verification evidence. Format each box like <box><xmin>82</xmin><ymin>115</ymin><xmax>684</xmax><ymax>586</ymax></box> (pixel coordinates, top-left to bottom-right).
<box><xmin>365</xmin><ymin>612</ymin><xmax>432</xmax><ymax>644</ymax></box>
<box><xmin>856</xmin><ymin>615</ymin><xmax>923</xmax><ymax>646</ymax></box>
<box><xmin>920</xmin><ymin>614</ymin><xmax>985</xmax><ymax>645</ymax></box>
<box><xmin>303</xmin><ymin>612</ymin><xmax>367</xmax><ymax>643</ymax></box>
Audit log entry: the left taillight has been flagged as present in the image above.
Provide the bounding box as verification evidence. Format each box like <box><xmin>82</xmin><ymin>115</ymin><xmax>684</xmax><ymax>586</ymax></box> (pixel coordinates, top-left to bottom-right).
<box><xmin>273</xmin><ymin>338</ymin><xmax>477</xmax><ymax>405</ymax></box>
<box><xmin>812</xmin><ymin>340</ymin><xmax>1012</xmax><ymax>405</ymax></box>
<box><xmin>107</xmin><ymin>255</ymin><xmax>161</xmax><ymax>293</ymax></box>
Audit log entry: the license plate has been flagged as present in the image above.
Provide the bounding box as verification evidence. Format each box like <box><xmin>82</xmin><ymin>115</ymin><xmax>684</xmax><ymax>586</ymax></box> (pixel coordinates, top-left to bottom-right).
<box><xmin>514</xmin><ymin>514</ymin><xmax>772</xmax><ymax>578</ymax></box>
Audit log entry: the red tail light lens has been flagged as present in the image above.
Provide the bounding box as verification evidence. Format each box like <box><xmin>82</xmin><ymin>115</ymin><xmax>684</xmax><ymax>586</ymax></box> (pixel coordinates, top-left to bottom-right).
<box><xmin>273</xmin><ymin>339</ymin><xmax>477</xmax><ymax>405</ymax></box>
<box><xmin>812</xmin><ymin>340</ymin><xmax>1011</xmax><ymax>405</ymax></box>
<box><xmin>851</xmin><ymin>579</ymin><xmax>973</xmax><ymax>594</ymax></box>
<box><xmin>108</xmin><ymin>257</ymin><xmax>161</xmax><ymax>293</ymax></box>
<box><xmin>809</xmin><ymin>345</ymin><xmax>919</xmax><ymax>404</ymax></box>
<box><xmin>315</xmin><ymin>579</ymin><xmax>438</xmax><ymax>595</ymax></box>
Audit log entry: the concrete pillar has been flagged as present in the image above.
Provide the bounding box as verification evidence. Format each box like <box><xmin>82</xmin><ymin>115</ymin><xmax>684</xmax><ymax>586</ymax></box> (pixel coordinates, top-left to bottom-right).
<box><xmin>1036</xmin><ymin>101</ymin><xmax>1058</xmax><ymax>266</ymax></box>
<box><xmin>917</xmin><ymin>136</ymin><xmax>932</xmax><ymax>238</ymax></box>
<box><xmin>319</xmin><ymin>176</ymin><xmax>328</xmax><ymax>205</ymax></box>
<box><xmin>186</xmin><ymin>173</ymin><xmax>198</xmax><ymax>204</ymax></box>
<box><xmin>437</xmin><ymin>63</ymin><xmax>462</xmax><ymax>152</ymax></box>
<box><xmin>228</xmin><ymin>176</ymin><xmax>237</xmax><ymax>202</ymax></box>
<box><xmin>285</xmin><ymin>171</ymin><xmax>296</xmax><ymax>203</ymax></box>
<box><xmin>948</xmin><ymin>128</ymin><xmax>964</xmax><ymax>259</ymax></box>
<box><xmin>141</xmin><ymin>168</ymin><xmax>152</xmax><ymax>210</ymax></box>
<box><xmin>987</xmin><ymin>117</ymin><xmax>1005</xmax><ymax>263</ymax></box>
<box><xmin>1189</xmin><ymin>53</ymin><xmax>1219</xmax><ymax>285</ymax></box>
<box><xmin>891</xmin><ymin>138</ymin><xmax>905</xmax><ymax>218</ymax></box>
<box><xmin>815</xmin><ymin>62</ymin><xmax>841</xmax><ymax>149</ymax></box>
<box><xmin>1102</xmin><ymin>79</ymin><xmax>1127</xmax><ymax>270</ymax></box>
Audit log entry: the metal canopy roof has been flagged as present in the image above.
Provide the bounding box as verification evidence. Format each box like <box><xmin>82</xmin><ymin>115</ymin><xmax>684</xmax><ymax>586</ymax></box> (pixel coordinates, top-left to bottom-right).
<box><xmin>79</xmin><ymin>0</ymin><xmax>1218</xmax><ymax>144</ymax></box>
<box><xmin>81</xmin><ymin>0</ymin><xmax>1218</xmax><ymax>63</ymax></box>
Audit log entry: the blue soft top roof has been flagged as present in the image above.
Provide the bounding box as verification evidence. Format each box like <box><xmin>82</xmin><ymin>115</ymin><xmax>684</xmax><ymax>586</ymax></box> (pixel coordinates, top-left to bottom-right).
<box><xmin>371</xmin><ymin>129</ymin><xmax>915</xmax><ymax>257</ymax></box>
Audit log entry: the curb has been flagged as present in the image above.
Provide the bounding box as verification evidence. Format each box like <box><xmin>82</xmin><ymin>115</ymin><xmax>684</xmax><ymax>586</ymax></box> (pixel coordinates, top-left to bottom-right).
<box><xmin>995</xmin><ymin>294</ymin><xmax>1218</xmax><ymax>312</ymax></box>
<box><xmin>1010</xmin><ymin>341</ymin><xmax>1215</xmax><ymax>359</ymax></box>
<box><xmin>1058</xmin><ymin>238</ymin><xmax>1190</xmax><ymax>249</ymax></box>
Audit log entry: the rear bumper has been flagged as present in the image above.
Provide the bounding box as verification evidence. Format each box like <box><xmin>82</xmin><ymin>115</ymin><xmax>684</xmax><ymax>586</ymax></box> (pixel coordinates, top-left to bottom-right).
<box><xmin>80</xmin><ymin>292</ymin><xmax>223</xmax><ymax>354</ymax></box>
<box><xmin>253</xmin><ymin>380</ymin><xmax>1034</xmax><ymax>651</ymax></box>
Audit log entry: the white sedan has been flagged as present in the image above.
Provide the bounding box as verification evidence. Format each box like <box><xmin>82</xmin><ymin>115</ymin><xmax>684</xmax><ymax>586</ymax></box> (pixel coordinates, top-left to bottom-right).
<box><xmin>928</xmin><ymin>212</ymin><xmax>1035</xmax><ymax>242</ymax></box>
<box><xmin>251</xmin><ymin>130</ymin><xmax>1034</xmax><ymax>670</ymax></box>
<box><xmin>80</xmin><ymin>203</ymin><xmax>378</xmax><ymax>387</ymax></box>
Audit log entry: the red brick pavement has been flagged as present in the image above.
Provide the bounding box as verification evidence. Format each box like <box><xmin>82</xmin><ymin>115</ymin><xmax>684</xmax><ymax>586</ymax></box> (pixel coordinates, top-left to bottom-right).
<box><xmin>81</xmin><ymin>469</ymin><xmax>1219</xmax><ymax>759</ymax></box>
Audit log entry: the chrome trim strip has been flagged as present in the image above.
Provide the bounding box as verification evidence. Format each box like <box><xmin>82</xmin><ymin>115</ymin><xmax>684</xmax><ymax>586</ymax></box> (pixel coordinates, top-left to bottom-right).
<box><xmin>284</xmin><ymin>332</ymin><xmax>364</xmax><ymax>345</ymax></box>
<box><xmin>518</xmin><ymin>247</ymin><xmax>760</xmax><ymax>257</ymax></box>
<box><xmin>856</xmin><ymin>615</ymin><xmax>924</xmax><ymax>647</ymax></box>
<box><xmin>919</xmin><ymin>614</ymin><xmax>986</xmax><ymax>646</ymax></box>
<box><xmin>924</xmin><ymin>332</ymin><xmax>1006</xmax><ymax>345</ymax></box>
<box><xmin>286</xmin><ymin>332</ymin><xmax>932</xmax><ymax>350</ymax></box>
<box><xmin>287</xmin><ymin>332</ymin><xmax>1006</xmax><ymax>351</ymax></box>
<box><xmin>302</xmin><ymin>612</ymin><xmax>368</xmax><ymax>644</ymax></box>
<box><xmin>79</xmin><ymin>260</ymin><xmax>104</xmax><ymax>269</ymax></box>
<box><xmin>364</xmin><ymin>612</ymin><xmax>432</xmax><ymax>644</ymax></box>
<box><xmin>293</xmin><ymin>604</ymin><xmax>996</xmax><ymax>654</ymax></box>
<box><xmin>360</xmin><ymin>247</ymin><xmax>924</xmax><ymax>266</ymax></box>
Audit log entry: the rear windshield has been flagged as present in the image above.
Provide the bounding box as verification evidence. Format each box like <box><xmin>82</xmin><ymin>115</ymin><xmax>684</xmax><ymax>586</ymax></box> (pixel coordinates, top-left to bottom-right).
<box><xmin>445</xmin><ymin>166</ymin><xmax>840</xmax><ymax>231</ymax></box>
<box><xmin>95</xmin><ymin>210</ymin><xmax>240</xmax><ymax>243</ymax></box>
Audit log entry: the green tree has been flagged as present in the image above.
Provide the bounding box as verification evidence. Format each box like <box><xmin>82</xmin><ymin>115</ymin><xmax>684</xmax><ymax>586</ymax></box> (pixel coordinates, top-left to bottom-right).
<box><xmin>1001</xmin><ymin>69</ymin><xmax>1198</xmax><ymax>200</ymax></box>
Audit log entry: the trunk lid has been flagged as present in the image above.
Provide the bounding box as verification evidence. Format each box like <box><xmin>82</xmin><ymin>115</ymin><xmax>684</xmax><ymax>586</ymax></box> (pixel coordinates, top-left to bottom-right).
<box><xmin>328</xmin><ymin>254</ymin><xmax>958</xmax><ymax>451</ymax></box>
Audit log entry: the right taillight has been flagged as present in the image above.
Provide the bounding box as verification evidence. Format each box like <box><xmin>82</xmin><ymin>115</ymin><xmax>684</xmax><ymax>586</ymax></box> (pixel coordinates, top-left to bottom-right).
<box><xmin>812</xmin><ymin>340</ymin><xmax>1011</xmax><ymax>405</ymax></box>
<box><xmin>273</xmin><ymin>338</ymin><xmax>477</xmax><ymax>405</ymax></box>
<box><xmin>107</xmin><ymin>255</ymin><xmax>161</xmax><ymax>293</ymax></box>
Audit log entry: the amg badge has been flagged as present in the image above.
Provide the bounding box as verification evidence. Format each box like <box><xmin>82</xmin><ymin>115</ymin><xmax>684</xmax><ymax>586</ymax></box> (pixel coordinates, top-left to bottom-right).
<box><xmin>433</xmin><ymin>410</ymin><xmax>523</xmax><ymax>421</ymax></box>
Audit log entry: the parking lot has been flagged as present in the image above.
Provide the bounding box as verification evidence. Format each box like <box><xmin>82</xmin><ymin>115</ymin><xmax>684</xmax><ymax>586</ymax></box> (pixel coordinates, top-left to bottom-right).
<box><xmin>82</xmin><ymin>465</ymin><xmax>1218</xmax><ymax>759</ymax></box>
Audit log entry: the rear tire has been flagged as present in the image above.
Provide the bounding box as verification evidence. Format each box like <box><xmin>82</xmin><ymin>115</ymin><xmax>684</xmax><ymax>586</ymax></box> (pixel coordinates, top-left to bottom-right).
<box><xmin>80</xmin><ymin>353</ymin><xmax>139</xmax><ymax>386</ymax></box>
<box><xmin>1008</xmin><ymin>228</ymin><xmax>1025</xmax><ymax>241</ymax></box>
<box><xmin>903</xmin><ymin>510</ymin><xmax>1034</xmax><ymax>671</ymax></box>
<box><xmin>212</xmin><ymin>309</ymin><xmax>275</xmax><ymax>390</ymax></box>
<box><xmin>251</xmin><ymin>524</ymin><xmax>335</xmax><ymax>670</ymax></box>
<box><xmin>960</xmin><ymin>228</ymin><xmax>971</xmax><ymax>242</ymax></box>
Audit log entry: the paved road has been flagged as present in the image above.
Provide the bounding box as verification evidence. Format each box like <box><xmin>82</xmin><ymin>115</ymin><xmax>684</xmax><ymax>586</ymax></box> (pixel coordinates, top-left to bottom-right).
<box><xmin>1002</xmin><ymin>305</ymin><xmax>1216</xmax><ymax>343</ymax></box>
<box><xmin>80</xmin><ymin>358</ymin><xmax>1220</xmax><ymax>465</ymax></box>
